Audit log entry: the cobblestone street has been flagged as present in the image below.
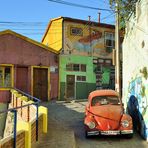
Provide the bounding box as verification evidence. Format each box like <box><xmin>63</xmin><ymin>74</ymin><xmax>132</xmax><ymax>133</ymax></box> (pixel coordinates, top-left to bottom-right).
<box><xmin>39</xmin><ymin>101</ymin><xmax>148</xmax><ymax>148</ymax></box>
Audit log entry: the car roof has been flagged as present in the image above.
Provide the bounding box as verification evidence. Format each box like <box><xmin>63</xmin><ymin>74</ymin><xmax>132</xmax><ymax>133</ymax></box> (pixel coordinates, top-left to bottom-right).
<box><xmin>88</xmin><ymin>89</ymin><xmax>119</xmax><ymax>100</ymax></box>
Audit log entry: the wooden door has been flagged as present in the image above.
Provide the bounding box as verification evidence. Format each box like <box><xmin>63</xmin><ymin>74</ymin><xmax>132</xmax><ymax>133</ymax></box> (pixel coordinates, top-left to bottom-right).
<box><xmin>16</xmin><ymin>67</ymin><xmax>28</xmax><ymax>93</ymax></box>
<box><xmin>33</xmin><ymin>68</ymin><xmax>48</xmax><ymax>101</ymax></box>
<box><xmin>66</xmin><ymin>75</ymin><xmax>75</xmax><ymax>99</ymax></box>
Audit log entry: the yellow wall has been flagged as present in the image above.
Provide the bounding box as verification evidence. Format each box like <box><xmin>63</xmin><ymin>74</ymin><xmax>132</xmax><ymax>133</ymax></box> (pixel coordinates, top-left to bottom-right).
<box><xmin>42</xmin><ymin>18</ymin><xmax>63</xmax><ymax>52</ymax></box>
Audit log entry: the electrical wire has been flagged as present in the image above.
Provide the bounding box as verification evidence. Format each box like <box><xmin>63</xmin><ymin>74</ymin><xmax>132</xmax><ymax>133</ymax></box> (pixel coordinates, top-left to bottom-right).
<box><xmin>48</xmin><ymin>0</ymin><xmax>113</xmax><ymax>12</ymax></box>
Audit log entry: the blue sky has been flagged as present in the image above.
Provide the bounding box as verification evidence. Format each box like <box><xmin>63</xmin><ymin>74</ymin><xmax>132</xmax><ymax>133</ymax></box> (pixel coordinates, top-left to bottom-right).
<box><xmin>0</xmin><ymin>0</ymin><xmax>115</xmax><ymax>41</ymax></box>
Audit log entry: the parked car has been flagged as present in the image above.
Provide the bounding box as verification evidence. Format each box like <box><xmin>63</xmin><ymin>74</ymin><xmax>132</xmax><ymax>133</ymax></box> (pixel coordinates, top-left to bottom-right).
<box><xmin>84</xmin><ymin>89</ymin><xmax>133</xmax><ymax>138</ymax></box>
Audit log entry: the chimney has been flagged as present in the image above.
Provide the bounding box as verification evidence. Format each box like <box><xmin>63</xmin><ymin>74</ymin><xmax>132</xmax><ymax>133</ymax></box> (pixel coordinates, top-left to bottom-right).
<box><xmin>88</xmin><ymin>16</ymin><xmax>91</xmax><ymax>22</ymax></box>
<box><xmin>98</xmin><ymin>12</ymin><xmax>101</xmax><ymax>23</ymax></box>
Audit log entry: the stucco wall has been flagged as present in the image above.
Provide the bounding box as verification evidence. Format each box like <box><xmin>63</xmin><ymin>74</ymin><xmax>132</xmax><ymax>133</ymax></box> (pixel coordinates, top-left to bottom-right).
<box><xmin>123</xmin><ymin>0</ymin><xmax>148</xmax><ymax>140</ymax></box>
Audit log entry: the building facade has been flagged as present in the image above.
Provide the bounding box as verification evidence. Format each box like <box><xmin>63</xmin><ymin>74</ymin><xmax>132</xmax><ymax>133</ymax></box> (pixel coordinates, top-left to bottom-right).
<box><xmin>122</xmin><ymin>0</ymin><xmax>148</xmax><ymax>140</ymax></box>
<box><xmin>42</xmin><ymin>17</ymin><xmax>116</xmax><ymax>100</ymax></box>
<box><xmin>0</xmin><ymin>30</ymin><xmax>59</xmax><ymax>102</ymax></box>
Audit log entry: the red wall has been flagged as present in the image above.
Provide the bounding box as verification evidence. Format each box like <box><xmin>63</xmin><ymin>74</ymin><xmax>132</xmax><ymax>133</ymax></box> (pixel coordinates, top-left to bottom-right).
<box><xmin>0</xmin><ymin>33</ymin><xmax>59</xmax><ymax>101</ymax></box>
<box><xmin>0</xmin><ymin>34</ymin><xmax>57</xmax><ymax>66</ymax></box>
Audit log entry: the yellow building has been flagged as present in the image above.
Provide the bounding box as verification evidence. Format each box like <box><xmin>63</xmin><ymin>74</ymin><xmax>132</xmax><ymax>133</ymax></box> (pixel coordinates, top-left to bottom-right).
<box><xmin>42</xmin><ymin>16</ymin><xmax>115</xmax><ymax>58</ymax></box>
<box><xmin>42</xmin><ymin>17</ymin><xmax>116</xmax><ymax>100</ymax></box>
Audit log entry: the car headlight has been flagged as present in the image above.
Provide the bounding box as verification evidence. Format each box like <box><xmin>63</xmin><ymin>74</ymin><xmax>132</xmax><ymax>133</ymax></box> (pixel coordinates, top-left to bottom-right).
<box><xmin>87</xmin><ymin>121</ymin><xmax>96</xmax><ymax>129</ymax></box>
<box><xmin>121</xmin><ymin>120</ymin><xmax>129</xmax><ymax>128</ymax></box>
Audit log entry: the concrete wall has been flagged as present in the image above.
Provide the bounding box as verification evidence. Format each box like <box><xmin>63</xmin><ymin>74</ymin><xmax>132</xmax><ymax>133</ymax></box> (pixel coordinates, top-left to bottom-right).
<box><xmin>123</xmin><ymin>0</ymin><xmax>148</xmax><ymax>140</ymax></box>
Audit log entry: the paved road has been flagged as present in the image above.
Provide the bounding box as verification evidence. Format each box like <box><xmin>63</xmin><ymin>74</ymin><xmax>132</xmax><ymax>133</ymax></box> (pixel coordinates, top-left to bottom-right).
<box><xmin>42</xmin><ymin>101</ymin><xmax>148</xmax><ymax>148</ymax></box>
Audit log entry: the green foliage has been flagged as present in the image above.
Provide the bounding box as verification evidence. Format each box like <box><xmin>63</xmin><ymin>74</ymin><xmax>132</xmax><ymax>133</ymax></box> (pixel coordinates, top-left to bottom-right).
<box><xmin>109</xmin><ymin>0</ymin><xmax>138</xmax><ymax>29</ymax></box>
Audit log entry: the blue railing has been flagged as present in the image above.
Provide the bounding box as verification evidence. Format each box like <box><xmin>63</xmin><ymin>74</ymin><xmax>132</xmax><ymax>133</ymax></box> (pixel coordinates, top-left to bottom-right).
<box><xmin>0</xmin><ymin>88</ymin><xmax>41</xmax><ymax>148</ymax></box>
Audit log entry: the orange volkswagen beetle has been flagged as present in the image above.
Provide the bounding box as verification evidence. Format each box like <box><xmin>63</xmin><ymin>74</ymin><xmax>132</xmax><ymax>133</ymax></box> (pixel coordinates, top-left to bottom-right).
<box><xmin>84</xmin><ymin>90</ymin><xmax>133</xmax><ymax>138</ymax></box>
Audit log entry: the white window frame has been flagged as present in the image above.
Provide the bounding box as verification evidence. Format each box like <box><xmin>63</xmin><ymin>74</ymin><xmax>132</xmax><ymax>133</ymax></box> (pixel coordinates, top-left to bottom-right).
<box><xmin>104</xmin><ymin>32</ymin><xmax>115</xmax><ymax>48</ymax></box>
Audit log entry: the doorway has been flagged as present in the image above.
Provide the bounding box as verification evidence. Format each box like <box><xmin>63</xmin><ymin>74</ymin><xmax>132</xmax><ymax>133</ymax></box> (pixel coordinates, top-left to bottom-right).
<box><xmin>66</xmin><ymin>75</ymin><xmax>75</xmax><ymax>99</ymax></box>
<box><xmin>16</xmin><ymin>66</ymin><xmax>28</xmax><ymax>93</ymax></box>
<box><xmin>33</xmin><ymin>68</ymin><xmax>48</xmax><ymax>101</ymax></box>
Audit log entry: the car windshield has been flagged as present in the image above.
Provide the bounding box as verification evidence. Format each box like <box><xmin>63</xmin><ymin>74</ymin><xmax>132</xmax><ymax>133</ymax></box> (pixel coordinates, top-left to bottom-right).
<box><xmin>91</xmin><ymin>95</ymin><xmax>120</xmax><ymax>106</ymax></box>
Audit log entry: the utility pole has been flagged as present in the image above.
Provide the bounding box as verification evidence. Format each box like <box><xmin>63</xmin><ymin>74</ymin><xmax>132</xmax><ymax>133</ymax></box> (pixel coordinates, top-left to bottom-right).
<box><xmin>88</xmin><ymin>16</ymin><xmax>92</xmax><ymax>56</ymax></box>
<box><xmin>115</xmin><ymin>1</ymin><xmax>121</xmax><ymax>98</ymax></box>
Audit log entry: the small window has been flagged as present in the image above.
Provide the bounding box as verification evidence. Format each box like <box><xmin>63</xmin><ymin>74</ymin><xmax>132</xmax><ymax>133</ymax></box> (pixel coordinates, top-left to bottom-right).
<box><xmin>77</xmin><ymin>76</ymin><xmax>81</xmax><ymax>81</ymax></box>
<box><xmin>66</xmin><ymin>63</ymin><xmax>86</xmax><ymax>72</ymax></box>
<box><xmin>71</xmin><ymin>27</ymin><xmax>83</xmax><ymax>36</ymax></box>
<box><xmin>66</xmin><ymin>64</ymin><xmax>73</xmax><ymax>71</ymax></box>
<box><xmin>73</xmin><ymin>64</ymin><xmax>79</xmax><ymax>71</ymax></box>
<box><xmin>105</xmin><ymin>32</ymin><xmax>115</xmax><ymax>47</ymax></box>
<box><xmin>77</xmin><ymin>76</ymin><xmax>86</xmax><ymax>82</ymax></box>
<box><xmin>0</xmin><ymin>66</ymin><xmax>12</xmax><ymax>88</ymax></box>
<box><xmin>81</xmin><ymin>64</ymin><xmax>86</xmax><ymax>72</ymax></box>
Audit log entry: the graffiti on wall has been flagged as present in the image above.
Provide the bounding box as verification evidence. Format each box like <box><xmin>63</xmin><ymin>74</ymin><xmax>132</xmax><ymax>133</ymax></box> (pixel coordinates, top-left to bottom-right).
<box><xmin>127</xmin><ymin>67</ymin><xmax>148</xmax><ymax>139</ymax></box>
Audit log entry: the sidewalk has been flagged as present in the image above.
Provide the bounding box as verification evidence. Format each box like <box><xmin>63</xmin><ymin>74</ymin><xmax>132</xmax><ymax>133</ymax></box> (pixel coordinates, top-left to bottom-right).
<box><xmin>32</xmin><ymin>102</ymin><xmax>76</xmax><ymax>148</ymax></box>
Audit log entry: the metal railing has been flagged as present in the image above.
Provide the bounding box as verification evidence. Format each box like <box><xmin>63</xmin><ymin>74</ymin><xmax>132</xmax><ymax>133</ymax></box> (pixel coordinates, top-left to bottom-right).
<box><xmin>0</xmin><ymin>88</ymin><xmax>41</xmax><ymax>148</ymax></box>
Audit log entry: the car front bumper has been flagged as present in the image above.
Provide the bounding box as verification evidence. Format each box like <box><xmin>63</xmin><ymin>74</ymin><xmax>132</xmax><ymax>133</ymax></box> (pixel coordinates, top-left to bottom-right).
<box><xmin>87</xmin><ymin>130</ymin><xmax>133</xmax><ymax>136</ymax></box>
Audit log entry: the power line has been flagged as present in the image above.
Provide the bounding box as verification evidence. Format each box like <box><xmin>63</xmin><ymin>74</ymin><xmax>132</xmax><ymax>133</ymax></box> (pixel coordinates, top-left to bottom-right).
<box><xmin>48</xmin><ymin>0</ymin><xmax>113</xmax><ymax>12</ymax></box>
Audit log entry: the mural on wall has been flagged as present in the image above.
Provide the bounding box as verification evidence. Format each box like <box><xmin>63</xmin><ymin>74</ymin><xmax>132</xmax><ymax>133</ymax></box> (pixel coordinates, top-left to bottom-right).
<box><xmin>127</xmin><ymin>67</ymin><xmax>148</xmax><ymax>139</ymax></box>
<box><xmin>65</xmin><ymin>27</ymin><xmax>112</xmax><ymax>58</ymax></box>
<box><xmin>74</xmin><ymin>30</ymin><xmax>111</xmax><ymax>57</ymax></box>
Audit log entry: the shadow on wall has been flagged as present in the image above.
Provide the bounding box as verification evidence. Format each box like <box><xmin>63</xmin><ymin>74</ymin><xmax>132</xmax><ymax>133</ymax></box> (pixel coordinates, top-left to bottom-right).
<box><xmin>127</xmin><ymin>95</ymin><xmax>147</xmax><ymax>140</ymax></box>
